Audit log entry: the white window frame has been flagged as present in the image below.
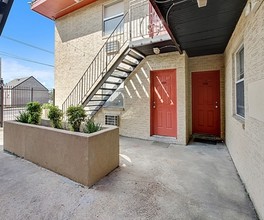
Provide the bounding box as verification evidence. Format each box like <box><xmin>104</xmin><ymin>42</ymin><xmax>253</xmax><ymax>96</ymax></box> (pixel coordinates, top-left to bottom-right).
<box><xmin>235</xmin><ymin>44</ymin><xmax>245</xmax><ymax>119</ymax></box>
<box><xmin>103</xmin><ymin>1</ymin><xmax>124</xmax><ymax>37</ymax></box>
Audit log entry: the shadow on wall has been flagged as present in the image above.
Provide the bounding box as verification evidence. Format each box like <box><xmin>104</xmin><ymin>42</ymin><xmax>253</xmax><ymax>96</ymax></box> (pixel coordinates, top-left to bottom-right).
<box><xmin>55</xmin><ymin>3</ymin><xmax>103</xmax><ymax>43</ymax></box>
<box><xmin>121</xmin><ymin>63</ymin><xmax>151</xmax><ymax>120</ymax></box>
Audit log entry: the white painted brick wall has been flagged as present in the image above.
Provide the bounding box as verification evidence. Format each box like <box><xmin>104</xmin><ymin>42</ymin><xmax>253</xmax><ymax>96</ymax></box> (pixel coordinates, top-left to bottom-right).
<box><xmin>225</xmin><ymin>3</ymin><xmax>264</xmax><ymax>219</ymax></box>
<box><xmin>94</xmin><ymin>52</ymin><xmax>189</xmax><ymax>145</ymax></box>
<box><xmin>54</xmin><ymin>0</ymin><xmax>129</xmax><ymax>108</ymax></box>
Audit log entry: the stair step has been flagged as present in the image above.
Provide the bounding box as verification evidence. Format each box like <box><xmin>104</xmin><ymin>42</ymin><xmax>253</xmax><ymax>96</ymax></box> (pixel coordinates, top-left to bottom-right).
<box><xmin>87</xmin><ymin>104</ymin><xmax>104</xmax><ymax>107</ymax></box>
<box><xmin>128</xmin><ymin>49</ymin><xmax>144</xmax><ymax>60</ymax></box>
<box><xmin>110</xmin><ymin>75</ymin><xmax>127</xmax><ymax>80</ymax></box>
<box><xmin>122</xmin><ymin>58</ymin><xmax>138</xmax><ymax>67</ymax></box>
<box><xmin>116</xmin><ymin>66</ymin><xmax>132</xmax><ymax>73</ymax></box>
<box><xmin>90</xmin><ymin>99</ymin><xmax>108</xmax><ymax>101</ymax></box>
<box><xmin>99</xmin><ymin>88</ymin><xmax>116</xmax><ymax>91</ymax></box>
<box><xmin>94</xmin><ymin>93</ymin><xmax>112</xmax><ymax>96</ymax></box>
<box><xmin>104</xmin><ymin>81</ymin><xmax>122</xmax><ymax>85</ymax></box>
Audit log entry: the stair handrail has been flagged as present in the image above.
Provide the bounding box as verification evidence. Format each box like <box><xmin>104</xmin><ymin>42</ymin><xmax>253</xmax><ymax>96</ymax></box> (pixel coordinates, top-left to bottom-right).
<box><xmin>62</xmin><ymin>12</ymin><xmax>129</xmax><ymax>113</ymax></box>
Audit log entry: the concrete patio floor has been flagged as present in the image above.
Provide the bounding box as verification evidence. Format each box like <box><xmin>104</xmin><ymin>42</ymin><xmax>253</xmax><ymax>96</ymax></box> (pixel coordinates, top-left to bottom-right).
<box><xmin>0</xmin><ymin>129</ymin><xmax>258</xmax><ymax>220</ymax></box>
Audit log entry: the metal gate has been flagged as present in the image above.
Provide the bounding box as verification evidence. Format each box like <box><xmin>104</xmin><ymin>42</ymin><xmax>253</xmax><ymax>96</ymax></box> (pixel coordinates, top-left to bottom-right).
<box><xmin>0</xmin><ymin>86</ymin><xmax>53</xmax><ymax>127</ymax></box>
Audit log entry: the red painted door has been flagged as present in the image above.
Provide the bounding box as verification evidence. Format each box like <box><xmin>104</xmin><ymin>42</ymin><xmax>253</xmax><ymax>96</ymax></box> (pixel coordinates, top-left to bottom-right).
<box><xmin>151</xmin><ymin>69</ymin><xmax>177</xmax><ymax>137</ymax></box>
<box><xmin>192</xmin><ymin>71</ymin><xmax>220</xmax><ymax>136</ymax></box>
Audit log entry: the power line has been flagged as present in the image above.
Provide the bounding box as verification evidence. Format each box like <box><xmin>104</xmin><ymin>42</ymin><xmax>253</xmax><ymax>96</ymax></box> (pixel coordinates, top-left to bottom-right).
<box><xmin>1</xmin><ymin>35</ymin><xmax>54</xmax><ymax>54</ymax></box>
<box><xmin>0</xmin><ymin>51</ymin><xmax>54</xmax><ymax>68</ymax></box>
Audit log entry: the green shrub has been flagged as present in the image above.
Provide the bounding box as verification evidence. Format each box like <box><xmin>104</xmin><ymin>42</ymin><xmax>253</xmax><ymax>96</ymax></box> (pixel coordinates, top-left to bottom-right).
<box><xmin>66</xmin><ymin>106</ymin><xmax>87</xmax><ymax>132</ymax></box>
<box><xmin>26</xmin><ymin>102</ymin><xmax>42</xmax><ymax>124</ymax></box>
<box><xmin>83</xmin><ymin>119</ymin><xmax>102</xmax><ymax>134</ymax></box>
<box><xmin>48</xmin><ymin>105</ymin><xmax>63</xmax><ymax>129</ymax></box>
<box><xmin>42</xmin><ymin>103</ymin><xmax>53</xmax><ymax>110</ymax></box>
<box><xmin>16</xmin><ymin>102</ymin><xmax>42</xmax><ymax>124</ymax></box>
<box><xmin>16</xmin><ymin>111</ymin><xmax>30</xmax><ymax>123</ymax></box>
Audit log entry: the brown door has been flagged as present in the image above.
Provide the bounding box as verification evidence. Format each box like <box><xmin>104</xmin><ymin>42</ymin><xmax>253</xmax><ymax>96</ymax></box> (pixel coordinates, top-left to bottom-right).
<box><xmin>151</xmin><ymin>69</ymin><xmax>177</xmax><ymax>137</ymax></box>
<box><xmin>192</xmin><ymin>71</ymin><xmax>220</xmax><ymax>136</ymax></box>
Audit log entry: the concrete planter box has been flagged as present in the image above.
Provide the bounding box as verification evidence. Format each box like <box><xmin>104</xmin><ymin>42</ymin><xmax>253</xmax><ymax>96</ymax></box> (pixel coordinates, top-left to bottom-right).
<box><xmin>4</xmin><ymin>121</ymin><xmax>119</xmax><ymax>187</ymax></box>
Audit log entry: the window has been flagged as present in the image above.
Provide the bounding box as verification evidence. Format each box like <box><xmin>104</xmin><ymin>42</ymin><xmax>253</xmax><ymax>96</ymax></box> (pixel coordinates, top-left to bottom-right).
<box><xmin>236</xmin><ymin>46</ymin><xmax>245</xmax><ymax>118</ymax></box>
<box><xmin>103</xmin><ymin>1</ymin><xmax>124</xmax><ymax>36</ymax></box>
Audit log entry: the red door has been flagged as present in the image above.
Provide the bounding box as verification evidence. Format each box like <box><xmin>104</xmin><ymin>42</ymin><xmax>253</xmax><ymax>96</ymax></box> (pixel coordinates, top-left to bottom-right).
<box><xmin>151</xmin><ymin>69</ymin><xmax>177</xmax><ymax>137</ymax></box>
<box><xmin>192</xmin><ymin>71</ymin><xmax>220</xmax><ymax>136</ymax></box>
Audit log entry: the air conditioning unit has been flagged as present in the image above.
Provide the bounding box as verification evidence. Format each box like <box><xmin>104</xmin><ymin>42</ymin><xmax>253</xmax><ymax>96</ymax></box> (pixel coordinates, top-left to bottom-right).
<box><xmin>106</xmin><ymin>41</ymin><xmax>120</xmax><ymax>54</ymax></box>
<box><xmin>105</xmin><ymin>115</ymin><xmax>119</xmax><ymax>126</ymax></box>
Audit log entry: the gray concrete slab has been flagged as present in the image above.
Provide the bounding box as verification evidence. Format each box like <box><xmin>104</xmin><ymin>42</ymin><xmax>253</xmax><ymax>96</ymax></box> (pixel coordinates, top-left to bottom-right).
<box><xmin>0</xmin><ymin>130</ymin><xmax>258</xmax><ymax>220</ymax></box>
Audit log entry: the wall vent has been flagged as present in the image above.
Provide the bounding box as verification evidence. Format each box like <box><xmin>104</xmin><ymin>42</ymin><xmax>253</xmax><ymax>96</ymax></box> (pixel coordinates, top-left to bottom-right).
<box><xmin>106</xmin><ymin>41</ymin><xmax>120</xmax><ymax>54</ymax></box>
<box><xmin>105</xmin><ymin>115</ymin><xmax>119</xmax><ymax>126</ymax></box>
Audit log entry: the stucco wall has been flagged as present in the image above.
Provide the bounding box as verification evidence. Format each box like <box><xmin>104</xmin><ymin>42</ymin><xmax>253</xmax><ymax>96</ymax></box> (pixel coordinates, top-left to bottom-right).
<box><xmin>225</xmin><ymin>2</ymin><xmax>264</xmax><ymax>219</ymax></box>
<box><xmin>188</xmin><ymin>54</ymin><xmax>225</xmax><ymax>138</ymax></box>
<box><xmin>94</xmin><ymin>52</ymin><xmax>189</xmax><ymax>145</ymax></box>
<box><xmin>4</xmin><ymin>121</ymin><xmax>119</xmax><ymax>187</ymax></box>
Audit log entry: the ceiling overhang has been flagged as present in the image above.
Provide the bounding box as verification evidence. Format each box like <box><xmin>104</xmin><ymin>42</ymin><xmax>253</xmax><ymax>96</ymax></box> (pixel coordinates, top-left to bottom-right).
<box><xmin>150</xmin><ymin>0</ymin><xmax>247</xmax><ymax>57</ymax></box>
<box><xmin>31</xmin><ymin>0</ymin><xmax>97</xmax><ymax>20</ymax></box>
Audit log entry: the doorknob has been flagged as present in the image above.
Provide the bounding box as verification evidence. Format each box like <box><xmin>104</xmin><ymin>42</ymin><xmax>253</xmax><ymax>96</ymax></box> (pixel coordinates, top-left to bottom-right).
<box><xmin>153</xmin><ymin>101</ymin><xmax>156</xmax><ymax>109</ymax></box>
<box><xmin>215</xmin><ymin>101</ymin><xmax>219</xmax><ymax>109</ymax></box>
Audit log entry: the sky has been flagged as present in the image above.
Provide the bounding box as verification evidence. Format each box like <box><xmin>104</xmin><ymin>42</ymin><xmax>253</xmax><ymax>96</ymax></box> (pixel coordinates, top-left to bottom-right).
<box><xmin>0</xmin><ymin>0</ymin><xmax>54</xmax><ymax>89</ymax></box>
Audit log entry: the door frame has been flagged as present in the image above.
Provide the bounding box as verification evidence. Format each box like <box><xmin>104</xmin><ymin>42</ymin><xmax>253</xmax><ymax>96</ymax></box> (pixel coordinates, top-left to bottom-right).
<box><xmin>150</xmin><ymin>69</ymin><xmax>177</xmax><ymax>137</ymax></box>
<box><xmin>191</xmin><ymin>70</ymin><xmax>221</xmax><ymax>136</ymax></box>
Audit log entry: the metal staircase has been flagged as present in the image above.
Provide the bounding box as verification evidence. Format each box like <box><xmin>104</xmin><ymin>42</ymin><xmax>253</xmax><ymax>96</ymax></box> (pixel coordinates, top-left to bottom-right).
<box><xmin>61</xmin><ymin>0</ymin><xmax>169</xmax><ymax>117</ymax></box>
<box><xmin>62</xmin><ymin>12</ymin><xmax>145</xmax><ymax>117</ymax></box>
<box><xmin>83</xmin><ymin>49</ymin><xmax>144</xmax><ymax>116</ymax></box>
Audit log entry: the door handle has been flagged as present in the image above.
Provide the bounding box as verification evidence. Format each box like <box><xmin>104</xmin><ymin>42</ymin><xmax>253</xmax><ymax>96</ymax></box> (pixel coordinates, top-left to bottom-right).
<box><xmin>215</xmin><ymin>106</ymin><xmax>218</xmax><ymax>109</ymax></box>
<box><xmin>153</xmin><ymin>101</ymin><xmax>156</xmax><ymax>109</ymax></box>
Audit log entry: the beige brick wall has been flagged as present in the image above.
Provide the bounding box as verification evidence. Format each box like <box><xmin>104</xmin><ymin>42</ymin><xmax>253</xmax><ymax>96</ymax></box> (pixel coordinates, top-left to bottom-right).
<box><xmin>225</xmin><ymin>2</ymin><xmax>264</xmax><ymax>219</ymax></box>
<box><xmin>54</xmin><ymin>0</ymin><xmax>130</xmax><ymax>108</ymax></box>
<box><xmin>94</xmin><ymin>52</ymin><xmax>189</xmax><ymax>144</ymax></box>
<box><xmin>188</xmin><ymin>54</ymin><xmax>225</xmax><ymax>138</ymax></box>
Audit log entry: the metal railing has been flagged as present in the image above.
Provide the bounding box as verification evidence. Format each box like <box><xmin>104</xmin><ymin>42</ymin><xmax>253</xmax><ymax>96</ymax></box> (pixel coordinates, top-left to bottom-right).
<box><xmin>62</xmin><ymin>0</ymin><xmax>167</xmax><ymax>114</ymax></box>
<box><xmin>0</xmin><ymin>86</ymin><xmax>52</xmax><ymax>126</ymax></box>
<box><xmin>62</xmin><ymin>12</ymin><xmax>130</xmax><ymax>113</ymax></box>
<box><xmin>129</xmin><ymin>0</ymin><xmax>168</xmax><ymax>40</ymax></box>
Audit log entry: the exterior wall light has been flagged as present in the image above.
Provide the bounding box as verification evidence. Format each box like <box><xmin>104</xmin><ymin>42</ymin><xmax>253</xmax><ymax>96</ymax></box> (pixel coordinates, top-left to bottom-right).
<box><xmin>153</xmin><ymin>47</ymin><xmax>160</xmax><ymax>54</ymax></box>
<box><xmin>197</xmin><ymin>0</ymin><xmax>207</xmax><ymax>8</ymax></box>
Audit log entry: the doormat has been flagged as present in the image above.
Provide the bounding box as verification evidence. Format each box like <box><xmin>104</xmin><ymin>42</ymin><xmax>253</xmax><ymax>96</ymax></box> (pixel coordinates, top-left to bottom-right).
<box><xmin>193</xmin><ymin>138</ymin><xmax>217</xmax><ymax>145</ymax></box>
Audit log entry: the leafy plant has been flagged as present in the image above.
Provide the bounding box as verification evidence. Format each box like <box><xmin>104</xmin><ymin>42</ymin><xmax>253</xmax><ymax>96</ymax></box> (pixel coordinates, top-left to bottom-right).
<box><xmin>16</xmin><ymin>111</ymin><xmax>30</xmax><ymax>123</ymax></box>
<box><xmin>16</xmin><ymin>102</ymin><xmax>42</xmax><ymax>124</ymax></box>
<box><xmin>42</xmin><ymin>103</ymin><xmax>53</xmax><ymax>110</ymax></box>
<box><xmin>66</xmin><ymin>106</ymin><xmax>87</xmax><ymax>132</ymax></box>
<box><xmin>83</xmin><ymin>119</ymin><xmax>102</xmax><ymax>134</ymax></box>
<box><xmin>48</xmin><ymin>105</ymin><xmax>63</xmax><ymax>129</ymax></box>
<box><xmin>26</xmin><ymin>102</ymin><xmax>42</xmax><ymax>124</ymax></box>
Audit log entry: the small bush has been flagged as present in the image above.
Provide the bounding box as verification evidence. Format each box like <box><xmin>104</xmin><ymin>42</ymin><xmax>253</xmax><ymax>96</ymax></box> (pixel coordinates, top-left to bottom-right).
<box><xmin>83</xmin><ymin>119</ymin><xmax>102</xmax><ymax>134</ymax></box>
<box><xmin>66</xmin><ymin>106</ymin><xmax>87</xmax><ymax>132</ymax></box>
<box><xmin>16</xmin><ymin>111</ymin><xmax>30</xmax><ymax>123</ymax></box>
<box><xmin>15</xmin><ymin>102</ymin><xmax>42</xmax><ymax>124</ymax></box>
<box><xmin>48</xmin><ymin>105</ymin><xmax>63</xmax><ymax>129</ymax></box>
<box><xmin>26</xmin><ymin>102</ymin><xmax>42</xmax><ymax>124</ymax></box>
<box><xmin>42</xmin><ymin>103</ymin><xmax>53</xmax><ymax>110</ymax></box>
